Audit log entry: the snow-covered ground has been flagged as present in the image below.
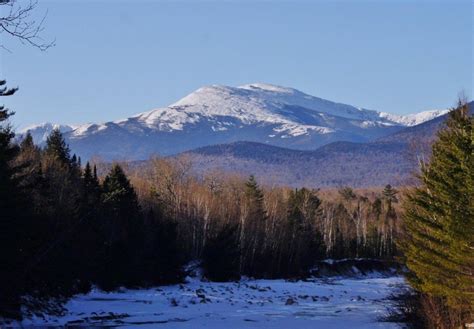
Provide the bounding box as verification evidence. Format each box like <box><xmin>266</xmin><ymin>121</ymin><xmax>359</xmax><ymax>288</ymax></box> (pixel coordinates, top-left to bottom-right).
<box><xmin>20</xmin><ymin>275</ymin><xmax>407</xmax><ymax>328</ymax></box>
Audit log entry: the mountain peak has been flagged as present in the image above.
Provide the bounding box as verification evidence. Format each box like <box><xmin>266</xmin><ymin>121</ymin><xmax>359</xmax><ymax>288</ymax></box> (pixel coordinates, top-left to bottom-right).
<box><xmin>20</xmin><ymin>82</ymin><xmax>452</xmax><ymax>160</ymax></box>
<box><xmin>19</xmin><ymin>122</ymin><xmax>76</xmax><ymax>144</ymax></box>
<box><xmin>167</xmin><ymin>82</ymin><xmax>384</xmax><ymax>126</ymax></box>
<box><xmin>238</xmin><ymin>83</ymin><xmax>297</xmax><ymax>94</ymax></box>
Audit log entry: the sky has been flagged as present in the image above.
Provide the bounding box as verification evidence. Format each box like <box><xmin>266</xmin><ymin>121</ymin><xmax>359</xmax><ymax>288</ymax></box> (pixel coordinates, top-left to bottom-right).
<box><xmin>0</xmin><ymin>0</ymin><xmax>472</xmax><ymax>129</ymax></box>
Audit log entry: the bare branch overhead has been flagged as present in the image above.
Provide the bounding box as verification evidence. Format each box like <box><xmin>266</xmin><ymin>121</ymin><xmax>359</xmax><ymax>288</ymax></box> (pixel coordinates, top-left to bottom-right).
<box><xmin>0</xmin><ymin>0</ymin><xmax>55</xmax><ymax>51</ymax></box>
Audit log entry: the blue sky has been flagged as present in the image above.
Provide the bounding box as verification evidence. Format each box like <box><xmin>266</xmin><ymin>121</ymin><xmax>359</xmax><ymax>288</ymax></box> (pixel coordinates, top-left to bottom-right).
<box><xmin>1</xmin><ymin>0</ymin><xmax>472</xmax><ymax>129</ymax></box>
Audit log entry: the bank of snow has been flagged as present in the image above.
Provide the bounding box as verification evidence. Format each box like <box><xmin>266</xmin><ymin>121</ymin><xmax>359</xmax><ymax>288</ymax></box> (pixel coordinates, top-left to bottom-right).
<box><xmin>20</xmin><ymin>274</ymin><xmax>407</xmax><ymax>328</ymax></box>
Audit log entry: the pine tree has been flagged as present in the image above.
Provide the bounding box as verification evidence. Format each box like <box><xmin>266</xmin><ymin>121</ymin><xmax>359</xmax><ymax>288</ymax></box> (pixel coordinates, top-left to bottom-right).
<box><xmin>83</xmin><ymin>162</ymin><xmax>100</xmax><ymax>201</ymax></box>
<box><xmin>32</xmin><ymin>129</ymin><xmax>86</xmax><ymax>296</ymax></box>
<box><xmin>372</xmin><ymin>197</ymin><xmax>382</xmax><ymax>221</ymax></box>
<box><xmin>93</xmin><ymin>164</ymin><xmax>98</xmax><ymax>181</ymax></box>
<box><xmin>241</xmin><ymin>175</ymin><xmax>267</xmax><ymax>275</ymax></box>
<box><xmin>244</xmin><ymin>175</ymin><xmax>266</xmax><ymax>223</ymax></box>
<box><xmin>285</xmin><ymin>188</ymin><xmax>325</xmax><ymax>276</ymax></box>
<box><xmin>382</xmin><ymin>184</ymin><xmax>398</xmax><ymax>215</ymax></box>
<box><xmin>44</xmin><ymin>128</ymin><xmax>71</xmax><ymax>165</ymax></box>
<box><xmin>99</xmin><ymin>164</ymin><xmax>142</xmax><ymax>288</ymax></box>
<box><xmin>20</xmin><ymin>131</ymin><xmax>35</xmax><ymax>150</ymax></box>
<box><xmin>403</xmin><ymin>101</ymin><xmax>473</xmax><ymax>324</ymax></box>
<box><xmin>140</xmin><ymin>209</ymin><xmax>183</xmax><ymax>285</ymax></box>
<box><xmin>82</xmin><ymin>161</ymin><xmax>101</xmax><ymax>217</ymax></box>
<box><xmin>102</xmin><ymin>164</ymin><xmax>140</xmax><ymax>215</ymax></box>
<box><xmin>83</xmin><ymin>161</ymin><xmax>93</xmax><ymax>183</ymax></box>
<box><xmin>15</xmin><ymin>132</ymin><xmax>43</xmax><ymax>211</ymax></box>
<box><xmin>339</xmin><ymin>186</ymin><xmax>356</xmax><ymax>201</ymax></box>
<box><xmin>202</xmin><ymin>224</ymin><xmax>241</xmax><ymax>282</ymax></box>
<box><xmin>0</xmin><ymin>80</ymin><xmax>28</xmax><ymax>318</ymax></box>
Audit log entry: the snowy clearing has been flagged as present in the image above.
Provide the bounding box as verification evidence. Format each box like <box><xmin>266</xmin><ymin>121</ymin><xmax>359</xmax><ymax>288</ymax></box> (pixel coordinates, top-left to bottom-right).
<box><xmin>19</xmin><ymin>275</ymin><xmax>407</xmax><ymax>328</ymax></box>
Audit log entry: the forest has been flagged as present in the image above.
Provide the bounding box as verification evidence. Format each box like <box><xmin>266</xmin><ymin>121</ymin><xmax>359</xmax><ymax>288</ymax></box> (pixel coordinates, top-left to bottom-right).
<box><xmin>1</xmin><ymin>77</ymin><xmax>472</xmax><ymax>327</ymax></box>
<box><xmin>0</xmin><ymin>80</ymin><xmax>404</xmax><ymax>315</ymax></box>
<box><xmin>0</xmin><ymin>77</ymin><xmax>474</xmax><ymax>328</ymax></box>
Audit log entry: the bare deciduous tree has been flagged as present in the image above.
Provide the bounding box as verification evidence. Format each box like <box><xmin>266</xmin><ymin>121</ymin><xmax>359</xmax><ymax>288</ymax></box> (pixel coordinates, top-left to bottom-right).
<box><xmin>0</xmin><ymin>0</ymin><xmax>54</xmax><ymax>51</ymax></box>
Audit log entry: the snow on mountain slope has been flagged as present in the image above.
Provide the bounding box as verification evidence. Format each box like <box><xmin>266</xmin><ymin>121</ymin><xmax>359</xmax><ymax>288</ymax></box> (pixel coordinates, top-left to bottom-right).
<box><xmin>19</xmin><ymin>123</ymin><xmax>75</xmax><ymax>143</ymax></box>
<box><xmin>131</xmin><ymin>83</ymin><xmax>394</xmax><ymax>137</ymax></box>
<box><xmin>379</xmin><ymin>109</ymin><xmax>449</xmax><ymax>126</ymax></box>
<box><xmin>123</xmin><ymin>83</ymin><xmax>444</xmax><ymax>135</ymax></box>
<box><xmin>19</xmin><ymin>83</ymin><xmax>448</xmax><ymax>160</ymax></box>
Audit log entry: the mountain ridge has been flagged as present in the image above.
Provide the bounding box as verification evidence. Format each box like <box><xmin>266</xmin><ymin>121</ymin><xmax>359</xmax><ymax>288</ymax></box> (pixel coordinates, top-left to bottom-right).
<box><xmin>20</xmin><ymin>83</ymin><xmax>448</xmax><ymax>161</ymax></box>
<box><xmin>179</xmin><ymin>102</ymin><xmax>472</xmax><ymax>187</ymax></box>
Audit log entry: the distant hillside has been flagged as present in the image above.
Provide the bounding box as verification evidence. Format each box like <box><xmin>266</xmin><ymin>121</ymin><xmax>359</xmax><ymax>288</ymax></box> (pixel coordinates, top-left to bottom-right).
<box><xmin>182</xmin><ymin>102</ymin><xmax>472</xmax><ymax>188</ymax></box>
<box><xmin>183</xmin><ymin>141</ymin><xmax>412</xmax><ymax>188</ymax></box>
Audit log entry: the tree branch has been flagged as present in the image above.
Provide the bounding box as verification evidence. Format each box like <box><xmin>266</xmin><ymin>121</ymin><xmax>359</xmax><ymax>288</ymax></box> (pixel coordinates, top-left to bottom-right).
<box><xmin>0</xmin><ymin>0</ymin><xmax>55</xmax><ymax>51</ymax></box>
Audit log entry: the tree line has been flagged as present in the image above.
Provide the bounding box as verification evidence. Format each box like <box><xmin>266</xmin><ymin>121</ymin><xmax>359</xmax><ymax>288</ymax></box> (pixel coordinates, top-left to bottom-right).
<box><xmin>129</xmin><ymin>159</ymin><xmax>402</xmax><ymax>280</ymax></box>
<box><xmin>0</xmin><ymin>83</ymin><xmax>182</xmax><ymax>318</ymax></box>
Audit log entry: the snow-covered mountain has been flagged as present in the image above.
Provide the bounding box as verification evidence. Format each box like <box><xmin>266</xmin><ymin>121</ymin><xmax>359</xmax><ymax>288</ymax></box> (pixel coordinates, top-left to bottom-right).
<box><xmin>20</xmin><ymin>83</ymin><xmax>448</xmax><ymax>160</ymax></box>
<box><xmin>19</xmin><ymin>123</ymin><xmax>75</xmax><ymax>144</ymax></box>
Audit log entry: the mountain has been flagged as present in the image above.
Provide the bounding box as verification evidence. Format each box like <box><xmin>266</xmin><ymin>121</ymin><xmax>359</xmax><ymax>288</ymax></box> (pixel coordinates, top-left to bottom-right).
<box><xmin>181</xmin><ymin>102</ymin><xmax>472</xmax><ymax>187</ymax></box>
<box><xmin>20</xmin><ymin>83</ymin><xmax>447</xmax><ymax>160</ymax></box>
<box><xmin>19</xmin><ymin>123</ymin><xmax>75</xmax><ymax>145</ymax></box>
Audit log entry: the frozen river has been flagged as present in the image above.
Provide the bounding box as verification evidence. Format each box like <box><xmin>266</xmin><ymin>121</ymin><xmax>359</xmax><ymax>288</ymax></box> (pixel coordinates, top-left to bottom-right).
<box><xmin>21</xmin><ymin>275</ymin><xmax>407</xmax><ymax>328</ymax></box>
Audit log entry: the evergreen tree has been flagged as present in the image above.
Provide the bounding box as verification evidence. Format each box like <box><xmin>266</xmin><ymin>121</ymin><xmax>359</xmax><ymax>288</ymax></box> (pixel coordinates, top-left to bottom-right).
<box><xmin>31</xmin><ymin>129</ymin><xmax>86</xmax><ymax>296</ymax></box>
<box><xmin>244</xmin><ymin>175</ymin><xmax>266</xmax><ymax>219</ymax></box>
<box><xmin>102</xmin><ymin>164</ymin><xmax>140</xmax><ymax>216</ymax></box>
<box><xmin>372</xmin><ymin>197</ymin><xmax>382</xmax><ymax>221</ymax></box>
<box><xmin>403</xmin><ymin>101</ymin><xmax>473</xmax><ymax>325</ymax></box>
<box><xmin>202</xmin><ymin>224</ymin><xmax>241</xmax><ymax>282</ymax></box>
<box><xmin>99</xmin><ymin>164</ymin><xmax>142</xmax><ymax>289</ymax></box>
<box><xmin>382</xmin><ymin>184</ymin><xmax>398</xmax><ymax>214</ymax></box>
<box><xmin>20</xmin><ymin>131</ymin><xmax>35</xmax><ymax>150</ymax></box>
<box><xmin>140</xmin><ymin>209</ymin><xmax>183</xmax><ymax>285</ymax></box>
<box><xmin>241</xmin><ymin>175</ymin><xmax>267</xmax><ymax>275</ymax></box>
<box><xmin>83</xmin><ymin>161</ymin><xmax>100</xmax><ymax>203</ymax></box>
<box><xmin>16</xmin><ymin>132</ymin><xmax>42</xmax><ymax>191</ymax></box>
<box><xmin>44</xmin><ymin>128</ymin><xmax>71</xmax><ymax>165</ymax></box>
<box><xmin>40</xmin><ymin>128</ymin><xmax>82</xmax><ymax>222</ymax></box>
<box><xmin>285</xmin><ymin>188</ymin><xmax>325</xmax><ymax>276</ymax></box>
<box><xmin>338</xmin><ymin>186</ymin><xmax>356</xmax><ymax>201</ymax></box>
<box><xmin>93</xmin><ymin>164</ymin><xmax>98</xmax><ymax>181</ymax></box>
<box><xmin>0</xmin><ymin>81</ymin><xmax>29</xmax><ymax>318</ymax></box>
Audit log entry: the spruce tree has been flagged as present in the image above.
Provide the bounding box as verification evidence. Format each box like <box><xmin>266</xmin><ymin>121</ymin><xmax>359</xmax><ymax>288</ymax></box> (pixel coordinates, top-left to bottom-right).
<box><xmin>102</xmin><ymin>164</ymin><xmax>139</xmax><ymax>215</ymax></box>
<box><xmin>202</xmin><ymin>224</ymin><xmax>241</xmax><ymax>282</ymax></box>
<box><xmin>403</xmin><ymin>101</ymin><xmax>473</xmax><ymax>324</ymax></box>
<box><xmin>16</xmin><ymin>132</ymin><xmax>42</xmax><ymax>208</ymax></box>
<box><xmin>372</xmin><ymin>197</ymin><xmax>382</xmax><ymax>221</ymax></box>
<box><xmin>44</xmin><ymin>128</ymin><xmax>71</xmax><ymax>165</ymax></box>
<box><xmin>83</xmin><ymin>162</ymin><xmax>100</xmax><ymax>201</ymax></box>
<box><xmin>93</xmin><ymin>164</ymin><xmax>98</xmax><ymax>181</ymax></box>
<box><xmin>0</xmin><ymin>81</ymin><xmax>28</xmax><ymax>318</ymax></box>
<box><xmin>285</xmin><ymin>188</ymin><xmax>324</xmax><ymax>276</ymax></box>
<box><xmin>382</xmin><ymin>184</ymin><xmax>398</xmax><ymax>215</ymax></box>
<box><xmin>99</xmin><ymin>164</ymin><xmax>142</xmax><ymax>288</ymax></box>
<box><xmin>244</xmin><ymin>175</ymin><xmax>266</xmax><ymax>221</ymax></box>
<box><xmin>339</xmin><ymin>186</ymin><xmax>356</xmax><ymax>201</ymax></box>
<box><xmin>242</xmin><ymin>175</ymin><xmax>267</xmax><ymax>276</ymax></box>
<box><xmin>140</xmin><ymin>209</ymin><xmax>183</xmax><ymax>285</ymax></box>
<box><xmin>20</xmin><ymin>131</ymin><xmax>35</xmax><ymax>150</ymax></box>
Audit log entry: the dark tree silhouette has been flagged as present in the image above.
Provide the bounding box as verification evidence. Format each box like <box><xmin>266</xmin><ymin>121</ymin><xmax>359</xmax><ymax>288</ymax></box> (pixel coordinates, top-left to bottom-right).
<box><xmin>0</xmin><ymin>80</ymin><xmax>28</xmax><ymax>318</ymax></box>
